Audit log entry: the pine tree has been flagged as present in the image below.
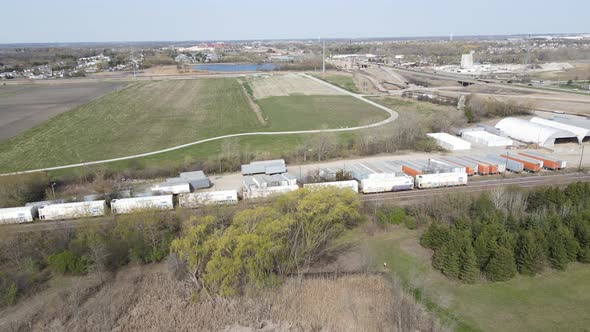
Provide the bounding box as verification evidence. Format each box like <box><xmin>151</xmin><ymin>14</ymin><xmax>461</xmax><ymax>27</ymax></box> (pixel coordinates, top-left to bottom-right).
<box><xmin>473</xmin><ymin>231</ymin><xmax>491</xmax><ymax>270</ymax></box>
<box><xmin>459</xmin><ymin>243</ymin><xmax>478</xmax><ymax>283</ymax></box>
<box><xmin>564</xmin><ymin>231</ymin><xmax>581</xmax><ymax>263</ymax></box>
<box><xmin>548</xmin><ymin>231</ymin><xmax>568</xmax><ymax>270</ymax></box>
<box><xmin>432</xmin><ymin>244</ymin><xmax>447</xmax><ymax>271</ymax></box>
<box><xmin>421</xmin><ymin>222</ymin><xmax>449</xmax><ymax>251</ymax></box>
<box><xmin>515</xmin><ymin>231</ymin><xmax>544</xmax><ymax>276</ymax></box>
<box><xmin>443</xmin><ymin>248</ymin><xmax>460</xmax><ymax>279</ymax></box>
<box><xmin>484</xmin><ymin>246</ymin><xmax>517</xmax><ymax>282</ymax></box>
<box><xmin>578</xmin><ymin>246</ymin><xmax>590</xmax><ymax>263</ymax></box>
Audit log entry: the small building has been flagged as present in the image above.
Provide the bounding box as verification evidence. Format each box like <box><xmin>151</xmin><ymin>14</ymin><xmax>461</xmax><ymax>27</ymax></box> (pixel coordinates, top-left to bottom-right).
<box><xmin>242</xmin><ymin>173</ymin><xmax>298</xmax><ymax>199</ymax></box>
<box><xmin>241</xmin><ymin>159</ymin><xmax>287</xmax><ymax>175</ymax></box>
<box><xmin>179</xmin><ymin>170</ymin><xmax>211</xmax><ymax>190</ymax></box>
<box><xmin>461</xmin><ymin>130</ymin><xmax>513</xmax><ymax>147</ymax></box>
<box><xmin>427</xmin><ymin>133</ymin><xmax>471</xmax><ymax>151</ymax></box>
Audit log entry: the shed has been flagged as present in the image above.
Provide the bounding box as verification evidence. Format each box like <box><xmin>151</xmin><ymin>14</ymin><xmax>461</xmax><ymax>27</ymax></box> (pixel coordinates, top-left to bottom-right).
<box><xmin>241</xmin><ymin>159</ymin><xmax>287</xmax><ymax>175</ymax></box>
<box><xmin>427</xmin><ymin>133</ymin><xmax>471</xmax><ymax>151</ymax></box>
<box><xmin>179</xmin><ymin>171</ymin><xmax>211</xmax><ymax>189</ymax></box>
<box><xmin>495</xmin><ymin>117</ymin><xmax>577</xmax><ymax>147</ymax></box>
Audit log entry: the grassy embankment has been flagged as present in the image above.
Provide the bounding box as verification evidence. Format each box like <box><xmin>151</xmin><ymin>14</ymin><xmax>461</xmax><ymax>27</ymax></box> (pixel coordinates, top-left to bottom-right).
<box><xmin>360</xmin><ymin>227</ymin><xmax>590</xmax><ymax>331</ymax></box>
<box><xmin>0</xmin><ymin>78</ymin><xmax>386</xmax><ymax>174</ymax></box>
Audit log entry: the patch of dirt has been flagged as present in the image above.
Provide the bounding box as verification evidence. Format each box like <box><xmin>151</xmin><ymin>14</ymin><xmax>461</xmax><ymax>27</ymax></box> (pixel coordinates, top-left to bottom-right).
<box><xmin>248</xmin><ymin>73</ymin><xmax>343</xmax><ymax>99</ymax></box>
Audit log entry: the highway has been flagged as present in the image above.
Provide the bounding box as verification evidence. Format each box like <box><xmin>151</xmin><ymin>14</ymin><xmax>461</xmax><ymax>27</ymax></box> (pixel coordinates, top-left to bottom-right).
<box><xmin>2</xmin><ymin>172</ymin><xmax>588</xmax><ymax>235</ymax></box>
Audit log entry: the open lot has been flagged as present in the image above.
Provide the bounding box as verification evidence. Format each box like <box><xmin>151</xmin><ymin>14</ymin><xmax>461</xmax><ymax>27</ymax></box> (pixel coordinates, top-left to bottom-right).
<box><xmin>247</xmin><ymin>73</ymin><xmax>343</xmax><ymax>99</ymax></box>
<box><xmin>310</xmin><ymin>72</ymin><xmax>361</xmax><ymax>93</ymax></box>
<box><xmin>0</xmin><ymin>81</ymin><xmax>126</xmax><ymax>141</ymax></box>
<box><xmin>363</xmin><ymin>227</ymin><xmax>590</xmax><ymax>331</ymax></box>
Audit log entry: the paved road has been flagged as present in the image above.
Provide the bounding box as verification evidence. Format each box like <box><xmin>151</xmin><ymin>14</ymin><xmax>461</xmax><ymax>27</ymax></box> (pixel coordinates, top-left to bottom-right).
<box><xmin>2</xmin><ymin>172</ymin><xmax>588</xmax><ymax>235</ymax></box>
<box><xmin>0</xmin><ymin>73</ymin><xmax>398</xmax><ymax>176</ymax></box>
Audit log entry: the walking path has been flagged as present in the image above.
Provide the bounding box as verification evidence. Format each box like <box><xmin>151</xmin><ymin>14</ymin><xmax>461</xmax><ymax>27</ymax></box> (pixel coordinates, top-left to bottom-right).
<box><xmin>1</xmin><ymin>73</ymin><xmax>398</xmax><ymax>176</ymax></box>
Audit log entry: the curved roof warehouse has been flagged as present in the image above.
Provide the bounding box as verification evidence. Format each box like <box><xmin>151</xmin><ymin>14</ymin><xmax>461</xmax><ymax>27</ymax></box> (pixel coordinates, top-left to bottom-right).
<box><xmin>530</xmin><ymin>117</ymin><xmax>590</xmax><ymax>144</ymax></box>
<box><xmin>495</xmin><ymin>117</ymin><xmax>577</xmax><ymax>147</ymax></box>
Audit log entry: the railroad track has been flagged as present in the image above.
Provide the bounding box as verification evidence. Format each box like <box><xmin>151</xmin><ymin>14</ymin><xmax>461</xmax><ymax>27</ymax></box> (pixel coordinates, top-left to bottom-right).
<box><xmin>2</xmin><ymin>173</ymin><xmax>589</xmax><ymax>235</ymax></box>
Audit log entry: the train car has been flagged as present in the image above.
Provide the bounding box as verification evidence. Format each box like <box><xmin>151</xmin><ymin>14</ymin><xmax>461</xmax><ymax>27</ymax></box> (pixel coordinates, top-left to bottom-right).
<box><xmin>415</xmin><ymin>172</ymin><xmax>468</xmax><ymax>189</ymax></box>
<box><xmin>0</xmin><ymin>206</ymin><xmax>35</xmax><ymax>224</ymax></box>
<box><xmin>111</xmin><ymin>195</ymin><xmax>174</xmax><ymax>214</ymax></box>
<box><xmin>38</xmin><ymin>200</ymin><xmax>107</xmax><ymax>221</ymax></box>
<box><xmin>242</xmin><ymin>185</ymin><xmax>299</xmax><ymax>200</ymax></box>
<box><xmin>303</xmin><ymin>180</ymin><xmax>359</xmax><ymax>193</ymax></box>
<box><xmin>359</xmin><ymin>175</ymin><xmax>414</xmax><ymax>194</ymax></box>
<box><xmin>178</xmin><ymin>190</ymin><xmax>239</xmax><ymax>208</ymax></box>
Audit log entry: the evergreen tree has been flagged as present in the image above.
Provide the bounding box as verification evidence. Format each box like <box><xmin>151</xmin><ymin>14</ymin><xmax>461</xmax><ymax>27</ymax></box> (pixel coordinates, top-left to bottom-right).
<box><xmin>473</xmin><ymin>231</ymin><xmax>492</xmax><ymax>270</ymax></box>
<box><xmin>578</xmin><ymin>246</ymin><xmax>590</xmax><ymax>263</ymax></box>
<box><xmin>421</xmin><ymin>222</ymin><xmax>449</xmax><ymax>250</ymax></box>
<box><xmin>515</xmin><ymin>231</ymin><xmax>544</xmax><ymax>275</ymax></box>
<box><xmin>432</xmin><ymin>244</ymin><xmax>447</xmax><ymax>271</ymax></box>
<box><xmin>484</xmin><ymin>246</ymin><xmax>517</xmax><ymax>282</ymax></box>
<box><xmin>548</xmin><ymin>231</ymin><xmax>568</xmax><ymax>270</ymax></box>
<box><xmin>459</xmin><ymin>243</ymin><xmax>478</xmax><ymax>283</ymax></box>
<box><xmin>443</xmin><ymin>249</ymin><xmax>460</xmax><ymax>279</ymax></box>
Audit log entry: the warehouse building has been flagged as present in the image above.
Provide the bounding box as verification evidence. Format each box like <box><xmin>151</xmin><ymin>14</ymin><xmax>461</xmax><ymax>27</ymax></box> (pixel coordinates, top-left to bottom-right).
<box><xmin>495</xmin><ymin>117</ymin><xmax>577</xmax><ymax>147</ymax></box>
<box><xmin>461</xmin><ymin>130</ymin><xmax>513</xmax><ymax>147</ymax></box>
<box><xmin>152</xmin><ymin>170</ymin><xmax>211</xmax><ymax>194</ymax></box>
<box><xmin>530</xmin><ymin>117</ymin><xmax>590</xmax><ymax>144</ymax></box>
<box><xmin>241</xmin><ymin>159</ymin><xmax>287</xmax><ymax>175</ymax></box>
<box><xmin>551</xmin><ymin>114</ymin><xmax>590</xmax><ymax>136</ymax></box>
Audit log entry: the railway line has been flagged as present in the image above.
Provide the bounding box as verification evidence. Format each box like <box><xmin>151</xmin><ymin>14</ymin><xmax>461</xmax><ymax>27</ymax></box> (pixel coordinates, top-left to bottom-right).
<box><xmin>1</xmin><ymin>172</ymin><xmax>588</xmax><ymax>236</ymax></box>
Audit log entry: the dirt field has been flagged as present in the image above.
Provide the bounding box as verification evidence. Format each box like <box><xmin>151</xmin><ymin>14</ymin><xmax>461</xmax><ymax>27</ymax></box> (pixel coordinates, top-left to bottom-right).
<box><xmin>0</xmin><ymin>82</ymin><xmax>127</xmax><ymax>141</ymax></box>
<box><xmin>248</xmin><ymin>73</ymin><xmax>343</xmax><ymax>99</ymax></box>
<box><xmin>0</xmin><ymin>262</ymin><xmax>443</xmax><ymax>332</ymax></box>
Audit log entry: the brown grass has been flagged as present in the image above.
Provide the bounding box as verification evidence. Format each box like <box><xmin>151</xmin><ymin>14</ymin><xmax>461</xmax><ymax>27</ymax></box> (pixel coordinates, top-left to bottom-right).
<box><xmin>0</xmin><ymin>262</ymin><xmax>445</xmax><ymax>332</ymax></box>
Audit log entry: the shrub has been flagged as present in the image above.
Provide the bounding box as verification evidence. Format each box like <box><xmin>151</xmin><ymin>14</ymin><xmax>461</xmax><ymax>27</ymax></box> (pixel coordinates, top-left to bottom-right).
<box><xmin>47</xmin><ymin>250</ymin><xmax>88</xmax><ymax>275</ymax></box>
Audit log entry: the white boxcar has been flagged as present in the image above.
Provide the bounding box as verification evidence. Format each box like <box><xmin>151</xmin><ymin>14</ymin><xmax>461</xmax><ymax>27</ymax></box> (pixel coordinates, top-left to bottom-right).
<box><xmin>243</xmin><ymin>185</ymin><xmax>299</xmax><ymax>200</ymax></box>
<box><xmin>151</xmin><ymin>182</ymin><xmax>191</xmax><ymax>195</ymax></box>
<box><xmin>360</xmin><ymin>175</ymin><xmax>414</xmax><ymax>193</ymax></box>
<box><xmin>111</xmin><ymin>195</ymin><xmax>174</xmax><ymax>214</ymax></box>
<box><xmin>38</xmin><ymin>201</ymin><xmax>107</xmax><ymax>221</ymax></box>
<box><xmin>415</xmin><ymin>172</ymin><xmax>468</xmax><ymax>189</ymax></box>
<box><xmin>178</xmin><ymin>190</ymin><xmax>239</xmax><ymax>208</ymax></box>
<box><xmin>0</xmin><ymin>206</ymin><xmax>35</xmax><ymax>224</ymax></box>
<box><xmin>303</xmin><ymin>180</ymin><xmax>359</xmax><ymax>193</ymax></box>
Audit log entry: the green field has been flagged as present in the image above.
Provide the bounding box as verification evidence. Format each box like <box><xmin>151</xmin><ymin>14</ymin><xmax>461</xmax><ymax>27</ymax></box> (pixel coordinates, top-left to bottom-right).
<box><xmin>364</xmin><ymin>227</ymin><xmax>590</xmax><ymax>331</ymax></box>
<box><xmin>311</xmin><ymin>74</ymin><xmax>360</xmax><ymax>93</ymax></box>
<box><xmin>0</xmin><ymin>78</ymin><xmax>387</xmax><ymax>173</ymax></box>
<box><xmin>258</xmin><ymin>95</ymin><xmax>388</xmax><ymax>131</ymax></box>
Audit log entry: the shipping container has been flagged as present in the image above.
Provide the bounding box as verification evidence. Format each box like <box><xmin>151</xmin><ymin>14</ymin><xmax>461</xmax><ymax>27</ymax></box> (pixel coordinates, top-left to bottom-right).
<box><xmin>461</xmin><ymin>130</ymin><xmax>513</xmax><ymax>147</ymax></box>
<box><xmin>359</xmin><ymin>175</ymin><xmax>414</xmax><ymax>193</ymax></box>
<box><xmin>456</xmin><ymin>156</ymin><xmax>491</xmax><ymax>175</ymax></box>
<box><xmin>0</xmin><ymin>206</ymin><xmax>35</xmax><ymax>224</ymax></box>
<box><xmin>517</xmin><ymin>151</ymin><xmax>567</xmax><ymax>170</ymax></box>
<box><xmin>415</xmin><ymin>172</ymin><xmax>468</xmax><ymax>189</ymax></box>
<box><xmin>499</xmin><ymin>154</ymin><xmax>543</xmax><ymax>172</ymax></box>
<box><xmin>178</xmin><ymin>190</ymin><xmax>239</xmax><ymax>208</ymax></box>
<box><xmin>427</xmin><ymin>133</ymin><xmax>471</xmax><ymax>151</ymax></box>
<box><xmin>304</xmin><ymin>180</ymin><xmax>359</xmax><ymax>193</ymax></box>
<box><xmin>38</xmin><ymin>200</ymin><xmax>107</xmax><ymax>221</ymax></box>
<box><xmin>460</xmin><ymin>156</ymin><xmax>497</xmax><ymax>174</ymax></box>
<box><xmin>243</xmin><ymin>185</ymin><xmax>299</xmax><ymax>200</ymax></box>
<box><xmin>110</xmin><ymin>195</ymin><xmax>174</xmax><ymax>214</ymax></box>
<box><xmin>427</xmin><ymin>159</ymin><xmax>466</xmax><ymax>173</ymax></box>
<box><xmin>486</xmin><ymin>155</ymin><xmax>524</xmax><ymax>173</ymax></box>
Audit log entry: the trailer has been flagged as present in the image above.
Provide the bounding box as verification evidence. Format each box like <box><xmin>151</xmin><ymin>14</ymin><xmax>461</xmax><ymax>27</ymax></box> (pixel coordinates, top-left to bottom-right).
<box><xmin>304</xmin><ymin>180</ymin><xmax>359</xmax><ymax>193</ymax></box>
<box><xmin>486</xmin><ymin>155</ymin><xmax>524</xmax><ymax>173</ymax></box>
<box><xmin>462</xmin><ymin>156</ymin><xmax>502</xmax><ymax>174</ymax></box>
<box><xmin>517</xmin><ymin>151</ymin><xmax>567</xmax><ymax>170</ymax></box>
<box><xmin>438</xmin><ymin>157</ymin><xmax>477</xmax><ymax>176</ymax></box>
<box><xmin>359</xmin><ymin>175</ymin><xmax>414</xmax><ymax>193</ymax></box>
<box><xmin>0</xmin><ymin>206</ymin><xmax>35</xmax><ymax>224</ymax></box>
<box><xmin>499</xmin><ymin>153</ymin><xmax>543</xmax><ymax>172</ymax></box>
<box><xmin>178</xmin><ymin>190</ymin><xmax>239</xmax><ymax>208</ymax></box>
<box><xmin>110</xmin><ymin>195</ymin><xmax>174</xmax><ymax>214</ymax></box>
<box><xmin>415</xmin><ymin>172</ymin><xmax>468</xmax><ymax>189</ymax></box>
<box><xmin>456</xmin><ymin>156</ymin><xmax>490</xmax><ymax>175</ymax></box>
<box><xmin>38</xmin><ymin>200</ymin><xmax>107</xmax><ymax>221</ymax></box>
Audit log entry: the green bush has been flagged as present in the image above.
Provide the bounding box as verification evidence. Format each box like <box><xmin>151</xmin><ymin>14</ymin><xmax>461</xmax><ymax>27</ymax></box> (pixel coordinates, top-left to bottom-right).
<box><xmin>47</xmin><ymin>250</ymin><xmax>88</xmax><ymax>275</ymax></box>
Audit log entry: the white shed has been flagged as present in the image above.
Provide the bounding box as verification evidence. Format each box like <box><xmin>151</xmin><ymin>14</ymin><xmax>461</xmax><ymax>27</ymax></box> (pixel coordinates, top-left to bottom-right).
<box><xmin>461</xmin><ymin>130</ymin><xmax>513</xmax><ymax>147</ymax></box>
<box><xmin>427</xmin><ymin>133</ymin><xmax>471</xmax><ymax>151</ymax></box>
<box><xmin>495</xmin><ymin>117</ymin><xmax>577</xmax><ymax>147</ymax></box>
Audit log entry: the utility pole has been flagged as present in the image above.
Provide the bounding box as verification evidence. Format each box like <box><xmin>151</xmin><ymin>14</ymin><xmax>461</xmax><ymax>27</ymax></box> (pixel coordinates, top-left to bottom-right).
<box><xmin>579</xmin><ymin>145</ymin><xmax>585</xmax><ymax>171</ymax></box>
<box><xmin>322</xmin><ymin>40</ymin><xmax>326</xmax><ymax>73</ymax></box>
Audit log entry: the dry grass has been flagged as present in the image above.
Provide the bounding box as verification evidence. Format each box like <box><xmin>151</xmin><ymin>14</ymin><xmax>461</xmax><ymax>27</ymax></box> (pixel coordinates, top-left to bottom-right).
<box><xmin>0</xmin><ymin>262</ymin><xmax>445</xmax><ymax>332</ymax></box>
<box><xmin>248</xmin><ymin>73</ymin><xmax>343</xmax><ymax>99</ymax></box>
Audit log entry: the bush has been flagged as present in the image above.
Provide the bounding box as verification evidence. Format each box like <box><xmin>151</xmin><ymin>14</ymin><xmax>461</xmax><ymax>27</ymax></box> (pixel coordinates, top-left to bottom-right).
<box><xmin>0</xmin><ymin>173</ymin><xmax>48</xmax><ymax>208</ymax></box>
<box><xmin>47</xmin><ymin>250</ymin><xmax>88</xmax><ymax>275</ymax></box>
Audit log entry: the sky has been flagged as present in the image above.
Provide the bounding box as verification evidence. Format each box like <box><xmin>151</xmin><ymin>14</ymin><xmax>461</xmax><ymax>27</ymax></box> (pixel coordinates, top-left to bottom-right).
<box><xmin>0</xmin><ymin>0</ymin><xmax>588</xmax><ymax>43</ymax></box>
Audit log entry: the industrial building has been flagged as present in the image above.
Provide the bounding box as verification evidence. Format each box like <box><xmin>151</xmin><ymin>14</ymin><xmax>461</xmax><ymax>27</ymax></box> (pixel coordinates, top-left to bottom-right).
<box><xmin>241</xmin><ymin>159</ymin><xmax>287</xmax><ymax>175</ymax></box>
<box><xmin>427</xmin><ymin>133</ymin><xmax>471</xmax><ymax>151</ymax></box>
<box><xmin>179</xmin><ymin>171</ymin><xmax>211</xmax><ymax>189</ymax></box>
<box><xmin>495</xmin><ymin>117</ymin><xmax>577</xmax><ymax>147</ymax></box>
<box><xmin>551</xmin><ymin>114</ymin><xmax>590</xmax><ymax>134</ymax></box>
<box><xmin>339</xmin><ymin>161</ymin><xmax>414</xmax><ymax>193</ymax></box>
<box><xmin>242</xmin><ymin>173</ymin><xmax>298</xmax><ymax>199</ymax></box>
<box><xmin>530</xmin><ymin>117</ymin><xmax>590</xmax><ymax>144</ymax></box>
<box><xmin>152</xmin><ymin>170</ymin><xmax>211</xmax><ymax>194</ymax></box>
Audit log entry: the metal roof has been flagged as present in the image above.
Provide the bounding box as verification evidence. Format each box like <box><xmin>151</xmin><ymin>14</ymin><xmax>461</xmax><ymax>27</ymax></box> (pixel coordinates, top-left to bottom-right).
<box><xmin>241</xmin><ymin>159</ymin><xmax>287</xmax><ymax>175</ymax></box>
<box><xmin>495</xmin><ymin>117</ymin><xmax>576</xmax><ymax>147</ymax></box>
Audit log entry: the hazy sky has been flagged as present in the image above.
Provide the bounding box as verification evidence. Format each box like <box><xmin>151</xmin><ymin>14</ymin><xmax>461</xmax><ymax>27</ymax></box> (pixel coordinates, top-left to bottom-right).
<box><xmin>1</xmin><ymin>0</ymin><xmax>588</xmax><ymax>43</ymax></box>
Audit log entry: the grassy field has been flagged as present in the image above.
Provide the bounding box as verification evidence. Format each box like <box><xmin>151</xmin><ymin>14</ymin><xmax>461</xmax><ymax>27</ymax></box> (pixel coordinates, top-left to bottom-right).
<box><xmin>0</xmin><ymin>78</ymin><xmax>390</xmax><ymax>173</ymax></box>
<box><xmin>258</xmin><ymin>95</ymin><xmax>388</xmax><ymax>131</ymax></box>
<box><xmin>363</xmin><ymin>227</ymin><xmax>590</xmax><ymax>331</ymax></box>
<box><xmin>311</xmin><ymin>73</ymin><xmax>360</xmax><ymax>93</ymax></box>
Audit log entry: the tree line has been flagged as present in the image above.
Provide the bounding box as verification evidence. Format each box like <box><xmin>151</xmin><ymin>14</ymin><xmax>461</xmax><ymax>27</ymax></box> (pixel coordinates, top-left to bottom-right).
<box><xmin>419</xmin><ymin>182</ymin><xmax>590</xmax><ymax>283</ymax></box>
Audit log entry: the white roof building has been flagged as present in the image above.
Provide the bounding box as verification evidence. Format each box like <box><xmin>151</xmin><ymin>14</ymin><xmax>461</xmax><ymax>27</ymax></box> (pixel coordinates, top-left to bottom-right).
<box><xmin>427</xmin><ymin>133</ymin><xmax>471</xmax><ymax>151</ymax></box>
<box><xmin>530</xmin><ymin>117</ymin><xmax>589</xmax><ymax>144</ymax></box>
<box><xmin>495</xmin><ymin>117</ymin><xmax>577</xmax><ymax>147</ymax></box>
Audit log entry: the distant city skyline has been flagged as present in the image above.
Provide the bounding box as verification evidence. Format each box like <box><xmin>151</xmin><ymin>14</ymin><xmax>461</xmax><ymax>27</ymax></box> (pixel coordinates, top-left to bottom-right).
<box><xmin>1</xmin><ymin>0</ymin><xmax>589</xmax><ymax>43</ymax></box>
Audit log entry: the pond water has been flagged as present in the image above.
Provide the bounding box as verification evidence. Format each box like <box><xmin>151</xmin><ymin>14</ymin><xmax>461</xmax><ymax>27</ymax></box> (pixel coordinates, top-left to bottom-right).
<box><xmin>192</xmin><ymin>63</ymin><xmax>279</xmax><ymax>72</ymax></box>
